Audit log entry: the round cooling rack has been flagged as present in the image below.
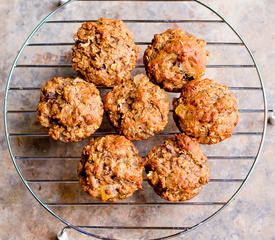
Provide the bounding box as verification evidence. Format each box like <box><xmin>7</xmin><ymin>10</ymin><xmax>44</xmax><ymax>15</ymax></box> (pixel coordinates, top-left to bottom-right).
<box><xmin>4</xmin><ymin>0</ymin><xmax>267</xmax><ymax>239</ymax></box>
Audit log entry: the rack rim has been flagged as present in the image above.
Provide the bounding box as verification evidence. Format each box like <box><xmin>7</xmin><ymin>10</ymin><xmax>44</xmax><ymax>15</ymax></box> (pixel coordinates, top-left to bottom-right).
<box><xmin>3</xmin><ymin>0</ymin><xmax>268</xmax><ymax>239</ymax></box>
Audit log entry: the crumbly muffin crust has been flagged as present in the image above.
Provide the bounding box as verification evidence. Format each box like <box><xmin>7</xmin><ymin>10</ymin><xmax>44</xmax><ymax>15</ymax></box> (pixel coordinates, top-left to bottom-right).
<box><xmin>173</xmin><ymin>78</ymin><xmax>239</xmax><ymax>144</ymax></box>
<box><xmin>78</xmin><ymin>135</ymin><xmax>144</xmax><ymax>202</ymax></box>
<box><xmin>104</xmin><ymin>74</ymin><xmax>170</xmax><ymax>140</ymax></box>
<box><xmin>72</xmin><ymin>18</ymin><xmax>140</xmax><ymax>86</ymax></box>
<box><xmin>37</xmin><ymin>77</ymin><xmax>103</xmax><ymax>142</ymax></box>
<box><xmin>145</xmin><ymin>133</ymin><xmax>210</xmax><ymax>201</ymax></box>
<box><xmin>144</xmin><ymin>29</ymin><xmax>209</xmax><ymax>92</ymax></box>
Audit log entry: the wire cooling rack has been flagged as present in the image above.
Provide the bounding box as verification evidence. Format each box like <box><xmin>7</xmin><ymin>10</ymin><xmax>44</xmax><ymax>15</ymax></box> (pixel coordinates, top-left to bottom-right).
<box><xmin>4</xmin><ymin>0</ymin><xmax>267</xmax><ymax>239</ymax></box>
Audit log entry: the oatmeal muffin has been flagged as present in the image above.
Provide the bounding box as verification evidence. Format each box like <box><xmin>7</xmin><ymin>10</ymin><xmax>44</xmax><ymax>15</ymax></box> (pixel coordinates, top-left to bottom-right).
<box><xmin>173</xmin><ymin>78</ymin><xmax>239</xmax><ymax>144</ymax></box>
<box><xmin>37</xmin><ymin>77</ymin><xmax>103</xmax><ymax>142</ymax></box>
<box><xmin>104</xmin><ymin>74</ymin><xmax>170</xmax><ymax>140</ymax></box>
<box><xmin>72</xmin><ymin>18</ymin><xmax>140</xmax><ymax>86</ymax></box>
<box><xmin>145</xmin><ymin>133</ymin><xmax>210</xmax><ymax>201</ymax></box>
<box><xmin>78</xmin><ymin>135</ymin><xmax>144</xmax><ymax>202</ymax></box>
<box><xmin>144</xmin><ymin>29</ymin><xmax>209</xmax><ymax>92</ymax></box>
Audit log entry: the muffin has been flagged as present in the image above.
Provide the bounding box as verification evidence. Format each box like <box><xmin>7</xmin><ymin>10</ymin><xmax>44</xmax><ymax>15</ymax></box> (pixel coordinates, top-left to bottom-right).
<box><xmin>37</xmin><ymin>77</ymin><xmax>103</xmax><ymax>142</ymax></box>
<box><xmin>173</xmin><ymin>78</ymin><xmax>239</xmax><ymax>144</ymax></box>
<box><xmin>72</xmin><ymin>18</ymin><xmax>140</xmax><ymax>86</ymax></box>
<box><xmin>145</xmin><ymin>133</ymin><xmax>210</xmax><ymax>201</ymax></box>
<box><xmin>104</xmin><ymin>74</ymin><xmax>170</xmax><ymax>140</ymax></box>
<box><xmin>144</xmin><ymin>29</ymin><xmax>209</xmax><ymax>92</ymax></box>
<box><xmin>78</xmin><ymin>135</ymin><xmax>144</xmax><ymax>202</ymax></box>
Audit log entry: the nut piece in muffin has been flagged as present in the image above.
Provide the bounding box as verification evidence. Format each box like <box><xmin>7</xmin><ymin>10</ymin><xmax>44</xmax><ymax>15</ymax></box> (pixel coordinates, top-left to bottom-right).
<box><xmin>104</xmin><ymin>74</ymin><xmax>170</xmax><ymax>140</ymax></box>
<box><xmin>37</xmin><ymin>77</ymin><xmax>103</xmax><ymax>142</ymax></box>
<box><xmin>78</xmin><ymin>135</ymin><xmax>144</xmax><ymax>202</ymax></box>
<box><xmin>144</xmin><ymin>29</ymin><xmax>209</xmax><ymax>92</ymax></box>
<box><xmin>72</xmin><ymin>18</ymin><xmax>140</xmax><ymax>86</ymax></box>
<box><xmin>173</xmin><ymin>78</ymin><xmax>239</xmax><ymax>144</ymax></box>
<box><xmin>145</xmin><ymin>133</ymin><xmax>210</xmax><ymax>201</ymax></box>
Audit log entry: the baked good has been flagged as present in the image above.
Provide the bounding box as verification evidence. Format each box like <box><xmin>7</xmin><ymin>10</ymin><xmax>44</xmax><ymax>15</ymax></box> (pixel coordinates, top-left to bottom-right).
<box><xmin>78</xmin><ymin>135</ymin><xmax>144</xmax><ymax>202</ymax></box>
<box><xmin>145</xmin><ymin>133</ymin><xmax>210</xmax><ymax>201</ymax></box>
<box><xmin>144</xmin><ymin>29</ymin><xmax>209</xmax><ymax>92</ymax></box>
<box><xmin>72</xmin><ymin>18</ymin><xmax>140</xmax><ymax>86</ymax></box>
<box><xmin>173</xmin><ymin>78</ymin><xmax>239</xmax><ymax>144</ymax></box>
<box><xmin>104</xmin><ymin>74</ymin><xmax>170</xmax><ymax>140</ymax></box>
<box><xmin>37</xmin><ymin>77</ymin><xmax>103</xmax><ymax>142</ymax></box>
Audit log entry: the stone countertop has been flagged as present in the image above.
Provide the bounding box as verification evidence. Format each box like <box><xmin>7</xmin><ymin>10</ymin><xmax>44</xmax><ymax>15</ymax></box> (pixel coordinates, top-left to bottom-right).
<box><xmin>0</xmin><ymin>0</ymin><xmax>274</xmax><ymax>239</ymax></box>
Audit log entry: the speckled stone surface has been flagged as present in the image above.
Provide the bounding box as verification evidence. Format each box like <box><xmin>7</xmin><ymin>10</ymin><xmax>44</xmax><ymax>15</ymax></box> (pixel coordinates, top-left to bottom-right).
<box><xmin>0</xmin><ymin>0</ymin><xmax>274</xmax><ymax>239</ymax></box>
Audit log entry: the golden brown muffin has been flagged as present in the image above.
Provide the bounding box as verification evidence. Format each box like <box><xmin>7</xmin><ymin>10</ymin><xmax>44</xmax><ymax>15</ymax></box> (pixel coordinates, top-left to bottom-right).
<box><xmin>104</xmin><ymin>74</ymin><xmax>170</xmax><ymax>140</ymax></box>
<box><xmin>72</xmin><ymin>18</ymin><xmax>140</xmax><ymax>86</ymax></box>
<box><xmin>145</xmin><ymin>133</ymin><xmax>210</xmax><ymax>201</ymax></box>
<box><xmin>173</xmin><ymin>78</ymin><xmax>239</xmax><ymax>144</ymax></box>
<box><xmin>78</xmin><ymin>135</ymin><xmax>144</xmax><ymax>202</ymax></box>
<box><xmin>37</xmin><ymin>77</ymin><xmax>103</xmax><ymax>142</ymax></box>
<box><xmin>144</xmin><ymin>29</ymin><xmax>209</xmax><ymax>92</ymax></box>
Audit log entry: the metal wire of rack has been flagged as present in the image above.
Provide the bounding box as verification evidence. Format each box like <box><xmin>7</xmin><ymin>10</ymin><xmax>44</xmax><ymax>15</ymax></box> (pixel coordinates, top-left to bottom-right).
<box><xmin>4</xmin><ymin>0</ymin><xmax>267</xmax><ymax>239</ymax></box>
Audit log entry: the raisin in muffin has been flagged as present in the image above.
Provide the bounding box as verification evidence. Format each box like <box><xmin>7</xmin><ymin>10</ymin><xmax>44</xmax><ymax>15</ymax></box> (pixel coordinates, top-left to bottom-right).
<box><xmin>72</xmin><ymin>18</ymin><xmax>140</xmax><ymax>86</ymax></box>
<box><xmin>37</xmin><ymin>77</ymin><xmax>103</xmax><ymax>142</ymax></box>
<box><xmin>78</xmin><ymin>135</ymin><xmax>144</xmax><ymax>202</ymax></box>
<box><xmin>104</xmin><ymin>74</ymin><xmax>170</xmax><ymax>140</ymax></box>
<box><xmin>144</xmin><ymin>29</ymin><xmax>209</xmax><ymax>92</ymax></box>
<box><xmin>173</xmin><ymin>78</ymin><xmax>239</xmax><ymax>144</ymax></box>
<box><xmin>145</xmin><ymin>133</ymin><xmax>210</xmax><ymax>201</ymax></box>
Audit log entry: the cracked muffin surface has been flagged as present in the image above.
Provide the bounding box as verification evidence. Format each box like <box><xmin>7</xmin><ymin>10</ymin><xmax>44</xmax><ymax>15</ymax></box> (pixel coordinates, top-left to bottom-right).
<box><xmin>72</xmin><ymin>18</ymin><xmax>140</xmax><ymax>86</ymax></box>
<box><xmin>78</xmin><ymin>135</ymin><xmax>144</xmax><ymax>202</ymax></box>
<box><xmin>144</xmin><ymin>29</ymin><xmax>209</xmax><ymax>92</ymax></box>
<box><xmin>104</xmin><ymin>74</ymin><xmax>170</xmax><ymax>140</ymax></box>
<box><xmin>145</xmin><ymin>133</ymin><xmax>210</xmax><ymax>201</ymax></box>
<box><xmin>36</xmin><ymin>77</ymin><xmax>103</xmax><ymax>142</ymax></box>
<box><xmin>173</xmin><ymin>78</ymin><xmax>239</xmax><ymax>144</ymax></box>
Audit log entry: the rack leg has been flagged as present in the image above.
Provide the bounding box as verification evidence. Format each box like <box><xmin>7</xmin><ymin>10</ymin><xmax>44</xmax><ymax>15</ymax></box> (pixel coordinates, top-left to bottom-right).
<box><xmin>57</xmin><ymin>227</ymin><xmax>69</xmax><ymax>240</ymax></box>
<box><xmin>268</xmin><ymin>110</ymin><xmax>275</xmax><ymax>125</ymax></box>
<box><xmin>58</xmin><ymin>0</ymin><xmax>70</xmax><ymax>6</ymax></box>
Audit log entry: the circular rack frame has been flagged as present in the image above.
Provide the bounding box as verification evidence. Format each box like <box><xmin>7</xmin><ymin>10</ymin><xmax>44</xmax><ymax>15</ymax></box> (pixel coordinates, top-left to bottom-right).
<box><xmin>4</xmin><ymin>0</ymin><xmax>267</xmax><ymax>239</ymax></box>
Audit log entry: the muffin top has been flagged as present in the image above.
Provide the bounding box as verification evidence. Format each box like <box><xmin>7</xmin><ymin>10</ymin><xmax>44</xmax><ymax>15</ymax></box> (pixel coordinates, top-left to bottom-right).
<box><xmin>78</xmin><ymin>135</ymin><xmax>144</xmax><ymax>202</ymax></box>
<box><xmin>37</xmin><ymin>77</ymin><xmax>103</xmax><ymax>142</ymax></box>
<box><xmin>144</xmin><ymin>29</ymin><xmax>209</xmax><ymax>92</ymax></box>
<box><xmin>173</xmin><ymin>78</ymin><xmax>239</xmax><ymax>144</ymax></box>
<box><xmin>145</xmin><ymin>133</ymin><xmax>210</xmax><ymax>201</ymax></box>
<box><xmin>104</xmin><ymin>74</ymin><xmax>170</xmax><ymax>140</ymax></box>
<box><xmin>72</xmin><ymin>18</ymin><xmax>140</xmax><ymax>86</ymax></box>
